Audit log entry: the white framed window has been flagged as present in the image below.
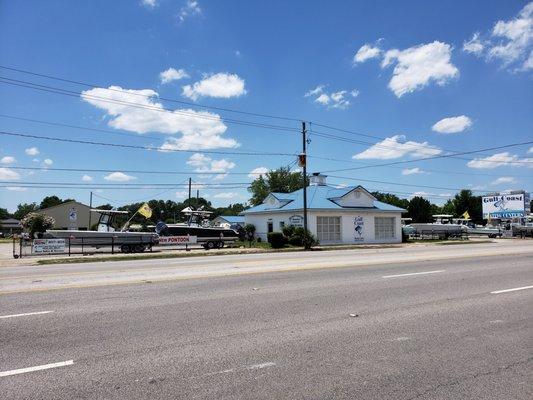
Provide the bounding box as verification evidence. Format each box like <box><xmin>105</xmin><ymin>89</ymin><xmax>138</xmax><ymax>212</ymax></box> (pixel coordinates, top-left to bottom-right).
<box><xmin>279</xmin><ymin>221</ymin><xmax>285</xmax><ymax>230</ymax></box>
<box><xmin>375</xmin><ymin>217</ymin><xmax>395</xmax><ymax>240</ymax></box>
<box><xmin>317</xmin><ymin>216</ymin><xmax>341</xmax><ymax>242</ymax></box>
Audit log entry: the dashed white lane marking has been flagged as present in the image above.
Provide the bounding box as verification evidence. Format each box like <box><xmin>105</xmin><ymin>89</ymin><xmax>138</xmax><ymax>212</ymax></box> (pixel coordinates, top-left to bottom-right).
<box><xmin>0</xmin><ymin>311</ymin><xmax>53</xmax><ymax>319</ymax></box>
<box><xmin>247</xmin><ymin>362</ymin><xmax>276</xmax><ymax>370</ymax></box>
<box><xmin>0</xmin><ymin>360</ymin><xmax>73</xmax><ymax>377</ymax></box>
<box><xmin>382</xmin><ymin>270</ymin><xmax>445</xmax><ymax>279</ymax></box>
<box><xmin>491</xmin><ymin>285</ymin><xmax>533</xmax><ymax>294</ymax></box>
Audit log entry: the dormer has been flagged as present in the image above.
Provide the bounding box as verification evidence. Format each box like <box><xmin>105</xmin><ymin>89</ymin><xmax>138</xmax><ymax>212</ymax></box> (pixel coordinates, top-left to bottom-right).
<box><xmin>263</xmin><ymin>193</ymin><xmax>293</xmax><ymax>210</ymax></box>
<box><xmin>332</xmin><ymin>186</ymin><xmax>376</xmax><ymax>208</ymax></box>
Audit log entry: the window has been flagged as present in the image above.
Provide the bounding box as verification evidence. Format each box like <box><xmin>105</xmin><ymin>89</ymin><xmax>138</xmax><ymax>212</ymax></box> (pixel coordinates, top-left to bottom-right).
<box><xmin>317</xmin><ymin>216</ymin><xmax>341</xmax><ymax>242</ymax></box>
<box><xmin>279</xmin><ymin>221</ymin><xmax>285</xmax><ymax>230</ymax></box>
<box><xmin>375</xmin><ymin>217</ymin><xmax>395</xmax><ymax>240</ymax></box>
<box><xmin>267</xmin><ymin>220</ymin><xmax>273</xmax><ymax>233</ymax></box>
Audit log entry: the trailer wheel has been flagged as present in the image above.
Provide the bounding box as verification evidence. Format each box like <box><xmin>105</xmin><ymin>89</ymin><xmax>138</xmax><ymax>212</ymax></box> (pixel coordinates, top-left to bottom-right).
<box><xmin>217</xmin><ymin>241</ymin><xmax>224</xmax><ymax>249</ymax></box>
<box><xmin>121</xmin><ymin>244</ymin><xmax>131</xmax><ymax>253</ymax></box>
<box><xmin>134</xmin><ymin>244</ymin><xmax>145</xmax><ymax>253</ymax></box>
<box><xmin>205</xmin><ymin>241</ymin><xmax>215</xmax><ymax>250</ymax></box>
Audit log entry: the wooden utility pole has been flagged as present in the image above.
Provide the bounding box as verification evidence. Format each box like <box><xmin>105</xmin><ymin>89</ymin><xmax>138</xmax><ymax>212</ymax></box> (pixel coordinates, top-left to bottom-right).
<box><xmin>188</xmin><ymin>177</ymin><xmax>192</xmax><ymax>206</ymax></box>
<box><xmin>302</xmin><ymin>121</ymin><xmax>309</xmax><ymax>249</ymax></box>
<box><xmin>88</xmin><ymin>191</ymin><xmax>93</xmax><ymax>230</ymax></box>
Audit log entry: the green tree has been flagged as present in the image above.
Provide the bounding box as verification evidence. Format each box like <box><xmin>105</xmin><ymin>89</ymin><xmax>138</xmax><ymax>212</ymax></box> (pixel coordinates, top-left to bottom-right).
<box><xmin>450</xmin><ymin>190</ymin><xmax>483</xmax><ymax>223</ymax></box>
<box><xmin>13</xmin><ymin>203</ymin><xmax>38</xmax><ymax>220</ymax></box>
<box><xmin>408</xmin><ymin>196</ymin><xmax>433</xmax><ymax>223</ymax></box>
<box><xmin>371</xmin><ymin>192</ymin><xmax>410</xmax><ymax>210</ymax></box>
<box><xmin>0</xmin><ymin>207</ymin><xmax>10</xmax><ymax>219</ymax></box>
<box><xmin>248</xmin><ymin>167</ymin><xmax>307</xmax><ymax>206</ymax></box>
<box><xmin>39</xmin><ymin>196</ymin><xmax>63</xmax><ymax>209</ymax></box>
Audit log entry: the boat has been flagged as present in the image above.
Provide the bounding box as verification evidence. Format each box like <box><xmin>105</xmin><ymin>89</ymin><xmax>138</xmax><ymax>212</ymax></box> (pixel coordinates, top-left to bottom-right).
<box><xmin>155</xmin><ymin>207</ymin><xmax>240</xmax><ymax>249</ymax></box>
<box><xmin>409</xmin><ymin>214</ymin><xmax>467</xmax><ymax>238</ymax></box>
<box><xmin>454</xmin><ymin>218</ymin><xmax>502</xmax><ymax>238</ymax></box>
<box><xmin>44</xmin><ymin>209</ymin><xmax>159</xmax><ymax>253</ymax></box>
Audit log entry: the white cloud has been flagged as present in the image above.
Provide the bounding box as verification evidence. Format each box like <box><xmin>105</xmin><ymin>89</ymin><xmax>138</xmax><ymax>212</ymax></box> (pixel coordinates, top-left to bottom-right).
<box><xmin>103</xmin><ymin>172</ymin><xmax>137</xmax><ymax>182</ymax></box>
<box><xmin>5</xmin><ymin>186</ymin><xmax>27</xmax><ymax>192</ymax></box>
<box><xmin>82</xmin><ymin>175</ymin><xmax>93</xmax><ymax>182</ymax></box>
<box><xmin>0</xmin><ymin>156</ymin><xmax>16</xmax><ymax>164</ymax></box>
<box><xmin>81</xmin><ymin>86</ymin><xmax>238</xmax><ymax>150</ymax></box>
<box><xmin>353</xmin><ymin>135</ymin><xmax>442</xmax><ymax>160</ymax></box>
<box><xmin>463</xmin><ymin>33</ymin><xmax>485</xmax><ymax>55</ymax></box>
<box><xmin>179</xmin><ymin>0</ymin><xmax>201</xmax><ymax>22</ymax></box>
<box><xmin>25</xmin><ymin>147</ymin><xmax>39</xmax><ymax>156</ymax></box>
<box><xmin>464</xmin><ymin>2</ymin><xmax>533</xmax><ymax>71</ymax></box>
<box><xmin>491</xmin><ymin>176</ymin><xmax>516</xmax><ymax>185</ymax></box>
<box><xmin>467</xmin><ymin>152</ymin><xmax>533</xmax><ymax>169</ymax></box>
<box><xmin>175</xmin><ymin>191</ymin><xmax>188</xmax><ymax>199</ymax></box>
<box><xmin>353</xmin><ymin>44</ymin><xmax>382</xmax><ymax>63</ymax></box>
<box><xmin>381</xmin><ymin>41</ymin><xmax>459</xmax><ymax>97</ymax></box>
<box><xmin>432</xmin><ymin>115</ymin><xmax>472</xmax><ymax>134</ymax></box>
<box><xmin>159</xmin><ymin>68</ymin><xmax>189</xmax><ymax>84</ymax></box>
<box><xmin>141</xmin><ymin>0</ymin><xmax>157</xmax><ymax>8</ymax></box>
<box><xmin>402</xmin><ymin>167</ymin><xmax>426</xmax><ymax>175</ymax></box>
<box><xmin>213</xmin><ymin>192</ymin><xmax>239</xmax><ymax>199</ymax></box>
<box><xmin>528</xmin><ymin>146</ymin><xmax>533</xmax><ymax>154</ymax></box>
<box><xmin>410</xmin><ymin>191</ymin><xmax>434</xmax><ymax>198</ymax></box>
<box><xmin>43</xmin><ymin>158</ymin><xmax>53</xmax><ymax>166</ymax></box>
<box><xmin>248</xmin><ymin>166</ymin><xmax>268</xmax><ymax>179</ymax></box>
<box><xmin>0</xmin><ymin>167</ymin><xmax>21</xmax><ymax>180</ymax></box>
<box><xmin>305</xmin><ymin>85</ymin><xmax>359</xmax><ymax>110</ymax></box>
<box><xmin>186</xmin><ymin>153</ymin><xmax>235</xmax><ymax>173</ymax></box>
<box><xmin>182</xmin><ymin>73</ymin><xmax>246</xmax><ymax>101</ymax></box>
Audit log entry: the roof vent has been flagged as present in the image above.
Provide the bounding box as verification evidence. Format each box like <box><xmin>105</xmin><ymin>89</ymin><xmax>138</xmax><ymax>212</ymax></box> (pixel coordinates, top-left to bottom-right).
<box><xmin>310</xmin><ymin>173</ymin><xmax>327</xmax><ymax>186</ymax></box>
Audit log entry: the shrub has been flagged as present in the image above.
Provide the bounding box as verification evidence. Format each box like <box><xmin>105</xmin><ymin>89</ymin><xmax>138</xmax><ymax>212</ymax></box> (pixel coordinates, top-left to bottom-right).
<box><xmin>21</xmin><ymin>212</ymin><xmax>55</xmax><ymax>238</ymax></box>
<box><xmin>267</xmin><ymin>232</ymin><xmax>287</xmax><ymax>248</ymax></box>
<box><xmin>288</xmin><ymin>227</ymin><xmax>318</xmax><ymax>248</ymax></box>
<box><xmin>243</xmin><ymin>223</ymin><xmax>256</xmax><ymax>239</ymax></box>
<box><xmin>282</xmin><ymin>225</ymin><xmax>295</xmax><ymax>238</ymax></box>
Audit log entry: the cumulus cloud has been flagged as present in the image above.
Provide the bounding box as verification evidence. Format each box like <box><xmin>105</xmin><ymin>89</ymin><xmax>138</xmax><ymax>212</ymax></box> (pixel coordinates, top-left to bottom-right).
<box><xmin>82</xmin><ymin>175</ymin><xmax>93</xmax><ymax>182</ymax></box>
<box><xmin>248</xmin><ymin>166</ymin><xmax>269</xmax><ymax>179</ymax></box>
<box><xmin>179</xmin><ymin>0</ymin><xmax>201</xmax><ymax>23</ymax></box>
<box><xmin>5</xmin><ymin>186</ymin><xmax>27</xmax><ymax>192</ymax></box>
<box><xmin>160</xmin><ymin>68</ymin><xmax>189</xmax><ymax>84</ymax></box>
<box><xmin>491</xmin><ymin>176</ymin><xmax>516</xmax><ymax>185</ymax></box>
<box><xmin>0</xmin><ymin>167</ymin><xmax>21</xmax><ymax>180</ymax></box>
<box><xmin>81</xmin><ymin>86</ymin><xmax>238</xmax><ymax>150</ymax></box>
<box><xmin>213</xmin><ymin>192</ymin><xmax>239</xmax><ymax>199</ymax></box>
<box><xmin>103</xmin><ymin>172</ymin><xmax>137</xmax><ymax>182</ymax></box>
<box><xmin>43</xmin><ymin>158</ymin><xmax>53</xmax><ymax>166</ymax></box>
<box><xmin>402</xmin><ymin>167</ymin><xmax>427</xmax><ymax>175</ymax></box>
<box><xmin>464</xmin><ymin>2</ymin><xmax>533</xmax><ymax>71</ymax></box>
<box><xmin>353</xmin><ymin>135</ymin><xmax>442</xmax><ymax>160</ymax></box>
<box><xmin>182</xmin><ymin>73</ymin><xmax>246</xmax><ymax>101</ymax></box>
<box><xmin>0</xmin><ymin>156</ymin><xmax>16</xmax><ymax>164</ymax></box>
<box><xmin>141</xmin><ymin>0</ymin><xmax>157</xmax><ymax>8</ymax></box>
<box><xmin>304</xmin><ymin>85</ymin><xmax>359</xmax><ymax>109</ymax></box>
<box><xmin>467</xmin><ymin>152</ymin><xmax>533</xmax><ymax>169</ymax></box>
<box><xmin>432</xmin><ymin>115</ymin><xmax>472</xmax><ymax>134</ymax></box>
<box><xmin>25</xmin><ymin>147</ymin><xmax>39</xmax><ymax>156</ymax></box>
<box><xmin>528</xmin><ymin>146</ymin><xmax>533</xmax><ymax>154</ymax></box>
<box><xmin>353</xmin><ymin>44</ymin><xmax>381</xmax><ymax>63</ymax></box>
<box><xmin>381</xmin><ymin>41</ymin><xmax>459</xmax><ymax>97</ymax></box>
<box><xmin>186</xmin><ymin>153</ymin><xmax>235</xmax><ymax>173</ymax></box>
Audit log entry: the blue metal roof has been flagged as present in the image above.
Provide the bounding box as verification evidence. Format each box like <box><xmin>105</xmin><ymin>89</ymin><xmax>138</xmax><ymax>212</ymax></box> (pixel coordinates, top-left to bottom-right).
<box><xmin>217</xmin><ymin>215</ymin><xmax>245</xmax><ymax>223</ymax></box>
<box><xmin>243</xmin><ymin>185</ymin><xmax>406</xmax><ymax>214</ymax></box>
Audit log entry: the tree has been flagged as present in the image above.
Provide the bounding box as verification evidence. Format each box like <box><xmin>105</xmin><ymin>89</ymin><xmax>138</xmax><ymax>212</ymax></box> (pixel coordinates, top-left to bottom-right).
<box><xmin>0</xmin><ymin>207</ymin><xmax>10</xmax><ymax>220</ymax></box>
<box><xmin>449</xmin><ymin>190</ymin><xmax>483</xmax><ymax>223</ymax></box>
<box><xmin>248</xmin><ymin>167</ymin><xmax>307</xmax><ymax>206</ymax></box>
<box><xmin>408</xmin><ymin>196</ymin><xmax>433</xmax><ymax>223</ymax></box>
<box><xmin>372</xmin><ymin>192</ymin><xmax>409</xmax><ymax>210</ymax></box>
<box><xmin>13</xmin><ymin>203</ymin><xmax>38</xmax><ymax>220</ymax></box>
<box><xmin>39</xmin><ymin>196</ymin><xmax>63</xmax><ymax>209</ymax></box>
<box><xmin>21</xmin><ymin>212</ymin><xmax>55</xmax><ymax>237</ymax></box>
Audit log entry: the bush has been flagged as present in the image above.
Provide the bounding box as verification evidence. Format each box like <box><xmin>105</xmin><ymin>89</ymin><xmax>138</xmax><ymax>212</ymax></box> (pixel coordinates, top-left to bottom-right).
<box><xmin>267</xmin><ymin>232</ymin><xmax>287</xmax><ymax>248</ymax></box>
<box><xmin>21</xmin><ymin>212</ymin><xmax>55</xmax><ymax>238</ymax></box>
<box><xmin>282</xmin><ymin>225</ymin><xmax>295</xmax><ymax>238</ymax></box>
<box><xmin>287</xmin><ymin>227</ymin><xmax>318</xmax><ymax>248</ymax></box>
<box><xmin>243</xmin><ymin>223</ymin><xmax>256</xmax><ymax>240</ymax></box>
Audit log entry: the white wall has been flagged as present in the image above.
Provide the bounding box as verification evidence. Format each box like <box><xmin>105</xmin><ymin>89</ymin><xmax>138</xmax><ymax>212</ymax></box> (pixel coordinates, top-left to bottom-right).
<box><xmin>245</xmin><ymin>210</ymin><xmax>402</xmax><ymax>244</ymax></box>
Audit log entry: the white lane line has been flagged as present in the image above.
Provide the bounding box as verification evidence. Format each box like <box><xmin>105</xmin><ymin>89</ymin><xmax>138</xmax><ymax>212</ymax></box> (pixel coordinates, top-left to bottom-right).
<box><xmin>491</xmin><ymin>285</ymin><xmax>533</xmax><ymax>294</ymax></box>
<box><xmin>0</xmin><ymin>311</ymin><xmax>53</xmax><ymax>319</ymax></box>
<box><xmin>0</xmin><ymin>360</ymin><xmax>73</xmax><ymax>377</ymax></box>
<box><xmin>247</xmin><ymin>362</ymin><xmax>276</xmax><ymax>370</ymax></box>
<box><xmin>382</xmin><ymin>270</ymin><xmax>445</xmax><ymax>279</ymax></box>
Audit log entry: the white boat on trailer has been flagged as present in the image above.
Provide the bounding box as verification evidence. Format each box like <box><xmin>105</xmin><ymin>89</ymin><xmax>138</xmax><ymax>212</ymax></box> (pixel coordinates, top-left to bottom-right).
<box><xmin>409</xmin><ymin>214</ymin><xmax>467</xmax><ymax>238</ymax></box>
<box><xmin>45</xmin><ymin>209</ymin><xmax>159</xmax><ymax>253</ymax></box>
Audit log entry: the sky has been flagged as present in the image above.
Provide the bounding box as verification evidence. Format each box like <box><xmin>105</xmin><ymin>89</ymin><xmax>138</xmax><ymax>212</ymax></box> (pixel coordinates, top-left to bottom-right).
<box><xmin>0</xmin><ymin>0</ymin><xmax>532</xmax><ymax>212</ymax></box>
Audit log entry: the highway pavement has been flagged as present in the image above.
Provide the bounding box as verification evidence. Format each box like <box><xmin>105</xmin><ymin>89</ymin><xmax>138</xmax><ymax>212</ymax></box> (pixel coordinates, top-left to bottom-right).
<box><xmin>0</xmin><ymin>241</ymin><xmax>532</xmax><ymax>399</ymax></box>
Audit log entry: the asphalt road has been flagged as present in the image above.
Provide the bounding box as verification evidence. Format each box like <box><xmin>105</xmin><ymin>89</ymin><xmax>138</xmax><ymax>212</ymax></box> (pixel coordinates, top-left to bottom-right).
<box><xmin>0</xmin><ymin>243</ymin><xmax>532</xmax><ymax>399</ymax></box>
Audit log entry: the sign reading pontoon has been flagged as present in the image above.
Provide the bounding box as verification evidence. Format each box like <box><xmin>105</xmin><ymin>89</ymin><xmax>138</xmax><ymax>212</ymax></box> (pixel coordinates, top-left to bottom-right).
<box><xmin>158</xmin><ymin>236</ymin><xmax>198</xmax><ymax>245</ymax></box>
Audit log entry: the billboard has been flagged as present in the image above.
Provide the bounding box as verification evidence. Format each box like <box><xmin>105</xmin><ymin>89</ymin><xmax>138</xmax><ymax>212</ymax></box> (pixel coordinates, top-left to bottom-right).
<box><xmin>482</xmin><ymin>192</ymin><xmax>528</xmax><ymax>219</ymax></box>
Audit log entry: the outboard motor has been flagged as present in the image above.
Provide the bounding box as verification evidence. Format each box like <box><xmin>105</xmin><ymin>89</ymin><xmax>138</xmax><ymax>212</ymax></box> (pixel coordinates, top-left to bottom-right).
<box><xmin>155</xmin><ymin>221</ymin><xmax>168</xmax><ymax>235</ymax></box>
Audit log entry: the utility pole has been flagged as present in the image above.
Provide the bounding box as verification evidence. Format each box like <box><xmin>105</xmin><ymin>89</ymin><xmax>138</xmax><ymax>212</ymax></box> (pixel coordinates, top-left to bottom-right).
<box><xmin>196</xmin><ymin>189</ymin><xmax>200</xmax><ymax>209</ymax></box>
<box><xmin>88</xmin><ymin>191</ymin><xmax>93</xmax><ymax>230</ymax></box>
<box><xmin>188</xmin><ymin>177</ymin><xmax>192</xmax><ymax>207</ymax></box>
<box><xmin>301</xmin><ymin>121</ymin><xmax>309</xmax><ymax>249</ymax></box>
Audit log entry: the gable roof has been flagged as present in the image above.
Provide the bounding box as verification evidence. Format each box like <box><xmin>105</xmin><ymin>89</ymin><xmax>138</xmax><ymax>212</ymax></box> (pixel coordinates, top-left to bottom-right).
<box><xmin>215</xmin><ymin>215</ymin><xmax>245</xmax><ymax>223</ymax></box>
<box><xmin>243</xmin><ymin>185</ymin><xmax>406</xmax><ymax>214</ymax></box>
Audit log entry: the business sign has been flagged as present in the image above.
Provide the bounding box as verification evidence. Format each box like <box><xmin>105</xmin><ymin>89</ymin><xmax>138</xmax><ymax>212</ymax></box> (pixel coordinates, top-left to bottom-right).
<box><xmin>68</xmin><ymin>207</ymin><xmax>77</xmax><ymax>221</ymax></box>
<box><xmin>32</xmin><ymin>239</ymin><xmax>66</xmax><ymax>254</ymax></box>
<box><xmin>288</xmin><ymin>215</ymin><xmax>304</xmax><ymax>227</ymax></box>
<box><xmin>354</xmin><ymin>216</ymin><xmax>364</xmax><ymax>242</ymax></box>
<box><xmin>158</xmin><ymin>235</ymin><xmax>198</xmax><ymax>245</ymax></box>
<box><xmin>482</xmin><ymin>193</ymin><xmax>525</xmax><ymax>219</ymax></box>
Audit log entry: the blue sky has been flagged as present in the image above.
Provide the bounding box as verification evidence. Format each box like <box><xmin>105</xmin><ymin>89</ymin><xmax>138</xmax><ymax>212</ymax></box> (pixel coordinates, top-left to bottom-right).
<box><xmin>0</xmin><ymin>0</ymin><xmax>532</xmax><ymax>212</ymax></box>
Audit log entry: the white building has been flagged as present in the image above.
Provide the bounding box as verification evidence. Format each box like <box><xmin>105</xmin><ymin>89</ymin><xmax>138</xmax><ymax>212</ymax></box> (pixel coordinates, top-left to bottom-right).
<box><xmin>242</xmin><ymin>174</ymin><xmax>406</xmax><ymax>245</ymax></box>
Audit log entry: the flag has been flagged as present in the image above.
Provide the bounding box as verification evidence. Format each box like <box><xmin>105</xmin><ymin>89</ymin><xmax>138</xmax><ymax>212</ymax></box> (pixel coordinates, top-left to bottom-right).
<box><xmin>138</xmin><ymin>203</ymin><xmax>152</xmax><ymax>219</ymax></box>
<box><xmin>461</xmin><ymin>211</ymin><xmax>470</xmax><ymax>220</ymax></box>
